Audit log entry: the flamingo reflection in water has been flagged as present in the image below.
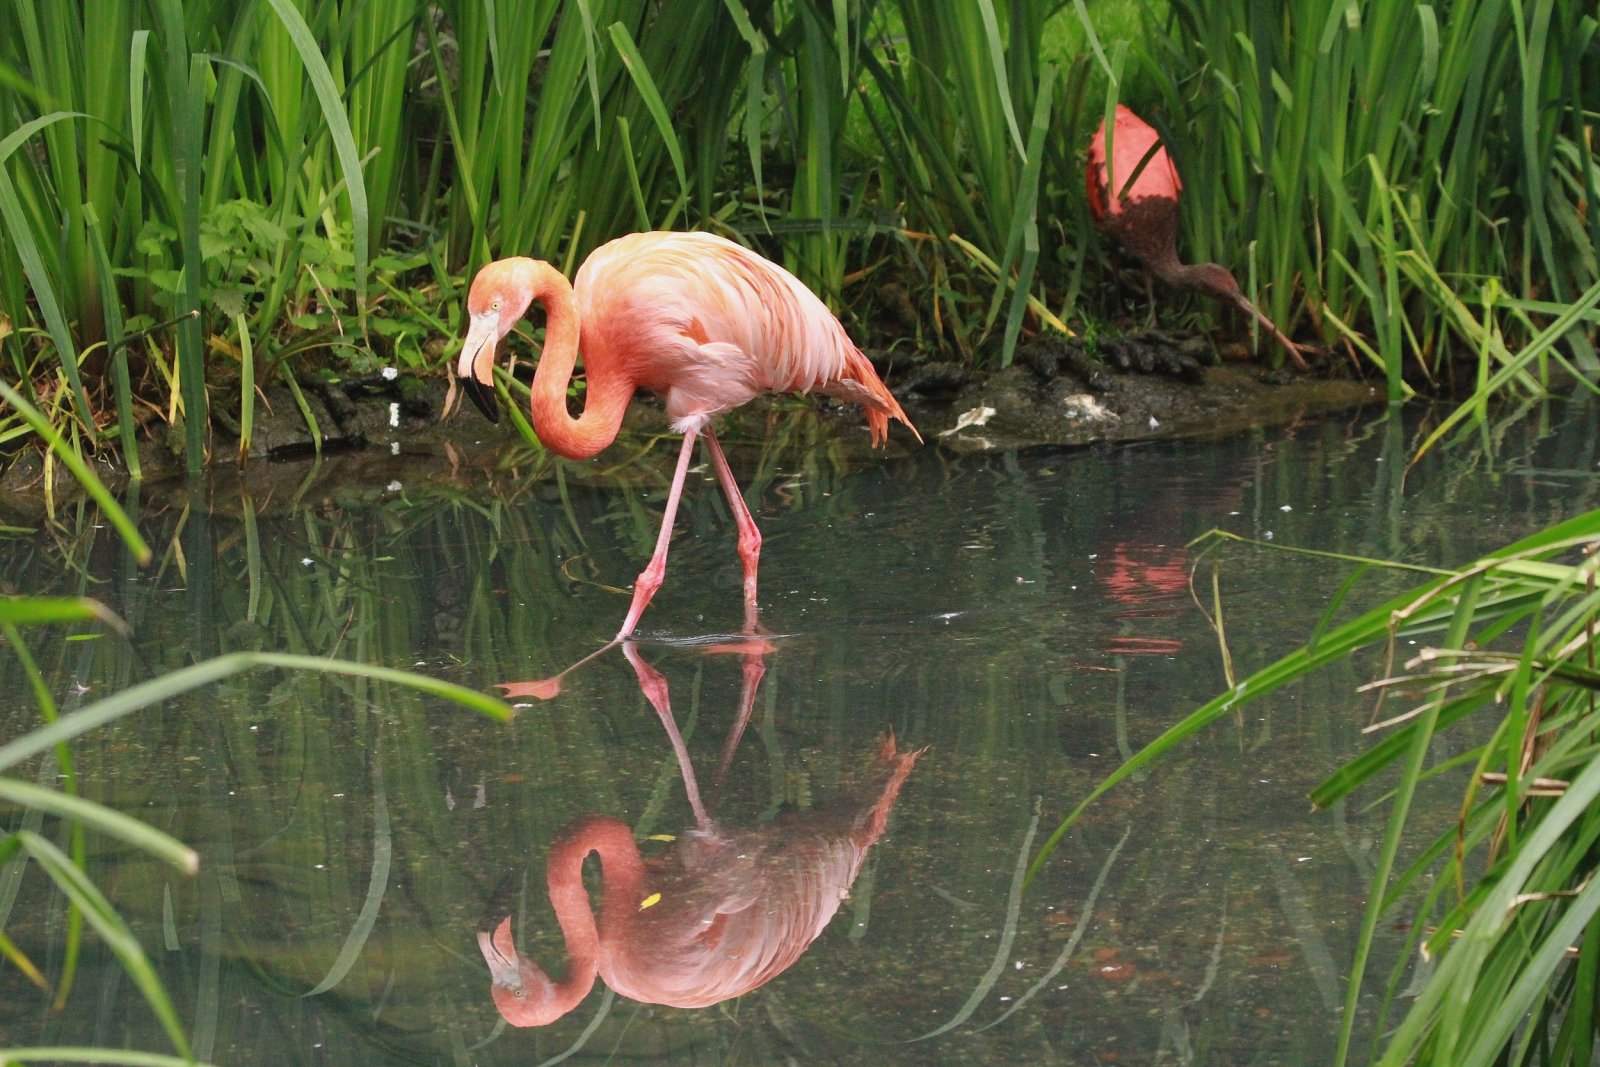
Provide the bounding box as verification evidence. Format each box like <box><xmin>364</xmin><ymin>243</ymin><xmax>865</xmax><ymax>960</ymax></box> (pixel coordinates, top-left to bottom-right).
<box><xmin>480</xmin><ymin>643</ymin><xmax>923</xmax><ymax>1025</ymax></box>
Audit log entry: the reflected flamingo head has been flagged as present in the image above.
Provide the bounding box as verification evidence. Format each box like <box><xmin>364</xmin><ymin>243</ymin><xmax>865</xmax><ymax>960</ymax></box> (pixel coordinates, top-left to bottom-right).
<box><xmin>477</xmin><ymin>916</ymin><xmax>565</xmax><ymax>1026</ymax></box>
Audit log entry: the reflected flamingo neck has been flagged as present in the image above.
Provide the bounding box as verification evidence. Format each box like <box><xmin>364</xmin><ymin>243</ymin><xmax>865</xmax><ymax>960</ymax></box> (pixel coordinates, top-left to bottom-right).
<box><xmin>547</xmin><ymin>816</ymin><xmax>648</xmax><ymax>965</ymax></box>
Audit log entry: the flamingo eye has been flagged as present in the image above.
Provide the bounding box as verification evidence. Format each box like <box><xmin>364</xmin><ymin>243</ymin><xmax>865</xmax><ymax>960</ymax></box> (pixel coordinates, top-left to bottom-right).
<box><xmin>513</xmin><ymin>988</ymin><xmax>524</xmax><ymax>998</ymax></box>
<box><xmin>491</xmin><ymin>299</ymin><xmax>501</xmax><ymax>311</ymax></box>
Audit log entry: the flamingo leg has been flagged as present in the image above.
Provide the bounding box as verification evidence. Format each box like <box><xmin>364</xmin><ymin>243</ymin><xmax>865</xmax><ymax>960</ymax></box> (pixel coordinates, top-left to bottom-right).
<box><xmin>701</xmin><ymin>430</ymin><xmax>762</xmax><ymax>633</ymax></box>
<box><xmin>615</xmin><ymin>429</ymin><xmax>701</xmax><ymax>640</ymax></box>
<box><xmin>493</xmin><ymin>638</ymin><xmax>620</xmax><ymax>701</ymax></box>
<box><xmin>621</xmin><ymin>643</ymin><xmax>711</xmax><ymax>829</ymax></box>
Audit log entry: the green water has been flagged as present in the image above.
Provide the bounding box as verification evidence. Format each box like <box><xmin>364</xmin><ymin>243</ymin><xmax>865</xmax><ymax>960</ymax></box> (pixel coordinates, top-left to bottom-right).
<box><xmin>2</xmin><ymin>399</ymin><xmax>1597</xmax><ymax>1064</ymax></box>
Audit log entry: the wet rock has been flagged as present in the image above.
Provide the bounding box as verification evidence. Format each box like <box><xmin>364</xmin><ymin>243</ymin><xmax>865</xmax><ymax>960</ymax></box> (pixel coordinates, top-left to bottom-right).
<box><xmin>898</xmin><ymin>360</ymin><xmax>971</xmax><ymax>398</ymax></box>
<box><xmin>917</xmin><ymin>341</ymin><xmax>1379</xmax><ymax>452</ymax></box>
<box><xmin>220</xmin><ymin>373</ymin><xmax>453</xmax><ymax>463</ymax></box>
<box><xmin>1096</xmin><ymin>330</ymin><xmax>1207</xmax><ymax>382</ymax></box>
<box><xmin>1017</xmin><ymin>336</ymin><xmax>1116</xmax><ymax>392</ymax></box>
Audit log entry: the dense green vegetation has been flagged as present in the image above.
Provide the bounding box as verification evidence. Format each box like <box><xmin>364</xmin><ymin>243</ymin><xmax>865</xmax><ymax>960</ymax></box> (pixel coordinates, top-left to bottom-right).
<box><xmin>3</xmin><ymin>1</ymin><xmax>1599</xmax><ymax>1062</ymax></box>
<box><xmin>2</xmin><ymin>0</ymin><xmax>1595</xmax><ymax>474</ymax></box>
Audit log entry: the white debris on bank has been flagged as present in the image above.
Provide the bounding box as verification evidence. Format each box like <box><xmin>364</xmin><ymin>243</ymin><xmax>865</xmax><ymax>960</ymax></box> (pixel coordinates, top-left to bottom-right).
<box><xmin>1062</xmin><ymin>394</ymin><xmax>1116</xmax><ymax>422</ymax></box>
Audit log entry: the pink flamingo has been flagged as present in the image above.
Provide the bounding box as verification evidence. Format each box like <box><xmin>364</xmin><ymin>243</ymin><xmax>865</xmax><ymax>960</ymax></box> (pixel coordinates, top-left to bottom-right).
<box><xmin>1086</xmin><ymin>105</ymin><xmax>1311</xmax><ymax>371</ymax></box>
<box><xmin>478</xmin><ymin>644</ymin><xmax>922</xmax><ymax>1025</ymax></box>
<box><xmin>457</xmin><ymin>231</ymin><xmax>920</xmax><ymax>641</ymax></box>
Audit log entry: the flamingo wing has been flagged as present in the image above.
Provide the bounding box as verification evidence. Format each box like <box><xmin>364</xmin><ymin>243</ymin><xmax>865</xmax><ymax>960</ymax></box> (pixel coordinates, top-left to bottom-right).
<box><xmin>601</xmin><ymin>830</ymin><xmax>867</xmax><ymax>1009</ymax></box>
<box><xmin>574</xmin><ymin>232</ymin><xmax>914</xmax><ymax>443</ymax></box>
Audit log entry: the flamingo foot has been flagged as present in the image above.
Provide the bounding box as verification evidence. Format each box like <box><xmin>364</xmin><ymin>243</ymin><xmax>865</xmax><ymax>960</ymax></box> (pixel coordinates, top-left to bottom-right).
<box><xmin>495</xmin><ymin>677</ymin><xmax>566</xmax><ymax>701</ymax></box>
<box><xmin>698</xmin><ymin>635</ymin><xmax>779</xmax><ymax>657</ymax></box>
<box><xmin>494</xmin><ymin>638</ymin><xmax>624</xmax><ymax>702</ymax></box>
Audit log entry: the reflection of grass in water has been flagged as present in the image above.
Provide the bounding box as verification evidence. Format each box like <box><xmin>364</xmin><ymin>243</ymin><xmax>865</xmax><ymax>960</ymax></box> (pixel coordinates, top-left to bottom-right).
<box><xmin>8</xmin><ymin>412</ymin><xmax>1597</xmax><ymax>1060</ymax></box>
<box><xmin>0</xmin><ymin>601</ymin><xmax>506</xmax><ymax>1060</ymax></box>
<box><xmin>1</xmin><ymin>484</ymin><xmax>527</xmax><ymax>1060</ymax></box>
<box><xmin>41</xmin><ymin>456</ymin><xmax>940</xmax><ymax>1056</ymax></box>
<box><xmin>1040</xmin><ymin>506</ymin><xmax>1600</xmax><ymax>1065</ymax></box>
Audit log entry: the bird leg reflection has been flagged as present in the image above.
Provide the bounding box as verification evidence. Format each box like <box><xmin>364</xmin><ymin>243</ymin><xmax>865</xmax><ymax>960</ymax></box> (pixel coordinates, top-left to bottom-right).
<box><xmin>618</xmin><ymin>637</ymin><xmax>768</xmax><ymax>820</ymax></box>
<box><xmin>620</xmin><ymin>642</ymin><xmax>711</xmax><ymax>829</ymax></box>
<box><xmin>496</xmin><ymin>626</ymin><xmax>775</xmax><ymax>705</ymax></box>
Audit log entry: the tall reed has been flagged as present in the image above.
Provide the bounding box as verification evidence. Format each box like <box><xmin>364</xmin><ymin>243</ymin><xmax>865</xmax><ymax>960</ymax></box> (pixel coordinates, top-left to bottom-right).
<box><xmin>1121</xmin><ymin>0</ymin><xmax>1599</xmax><ymax>384</ymax></box>
<box><xmin>857</xmin><ymin>0</ymin><xmax>1065</xmax><ymax>361</ymax></box>
<box><xmin>2</xmin><ymin>1</ymin><xmax>395</xmax><ymax>472</ymax></box>
<box><xmin>3</xmin><ymin>0</ymin><xmax>1593</xmax><ymax>477</ymax></box>
<box><xmin>423</xmin><ymin>1</ymin><xmax>753</xmax><ymax>270</ymax></box>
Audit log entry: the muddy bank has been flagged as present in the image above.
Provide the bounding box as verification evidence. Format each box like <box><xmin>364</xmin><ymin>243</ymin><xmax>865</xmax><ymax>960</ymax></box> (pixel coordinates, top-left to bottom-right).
<box><xmin>896</xmin><ymin>331</ymin><xmax>1376</xmax><ymax>452</ymax></box>
<box><xmin>0</xmin><ymin>333</ymin><xmax>1378</xmax><ymax>522</ymax></box>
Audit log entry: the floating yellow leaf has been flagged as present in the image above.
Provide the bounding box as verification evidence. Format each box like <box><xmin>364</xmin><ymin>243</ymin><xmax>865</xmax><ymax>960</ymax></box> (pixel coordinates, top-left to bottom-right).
<box><xmin>645</xmin><ymin>833</ymin><xmax>676</xmax><ymax>842</ymax></box>
<box><xmin>639</xmin><ymin>892</ymin><xmax>661</xmax><ymax>910</ymax></box>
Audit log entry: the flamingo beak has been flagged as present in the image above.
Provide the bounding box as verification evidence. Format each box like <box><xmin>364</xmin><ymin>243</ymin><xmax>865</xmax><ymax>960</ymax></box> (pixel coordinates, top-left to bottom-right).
<box><xmin>457</xmin><ymin>318</ymin><xmax>501</xmax><ymax>424</ymax></box>
<box><xmin>477</xmin><ymin>917</ymin><xmax>523</xmax><ymax>989</ymax></box>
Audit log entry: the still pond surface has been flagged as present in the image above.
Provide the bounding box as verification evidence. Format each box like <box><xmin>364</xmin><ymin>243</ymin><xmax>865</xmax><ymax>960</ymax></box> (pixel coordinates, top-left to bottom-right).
<box><xmin>2</xmin><ymin>397</ymin><xmax>1597</xmax><ymax>1065</ymax></box>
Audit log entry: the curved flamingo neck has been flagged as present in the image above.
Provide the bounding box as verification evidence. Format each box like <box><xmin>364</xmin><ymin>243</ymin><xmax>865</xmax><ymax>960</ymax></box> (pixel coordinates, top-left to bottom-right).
<box><xmin>546</xmin><ymin>816</ymin><xmax>648</xmax><ymax>994</ymax></box>
<box><xmin>521</xmin><ymin>262</ymin><xmax>635</xmax><ymax>460</ymax></box>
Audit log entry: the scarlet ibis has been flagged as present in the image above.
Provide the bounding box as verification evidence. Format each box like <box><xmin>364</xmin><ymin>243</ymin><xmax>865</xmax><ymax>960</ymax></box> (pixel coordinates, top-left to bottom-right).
<box><xmin>1087</xmin><ymin>106</ymin><xmax>1311</xmax><ymax>371</ymax></box>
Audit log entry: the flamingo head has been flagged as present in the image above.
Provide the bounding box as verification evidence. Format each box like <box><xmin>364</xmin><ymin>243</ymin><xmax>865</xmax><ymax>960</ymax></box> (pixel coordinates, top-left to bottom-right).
<box><xmin>457</xmin><ymin>259</ymin><xmax>536</xmax><ymax>423</ymax></box>
<box><xmin>477</xmin><ymin>916</ymin><xmax>565</xmax><ymax>1027</ymax></box>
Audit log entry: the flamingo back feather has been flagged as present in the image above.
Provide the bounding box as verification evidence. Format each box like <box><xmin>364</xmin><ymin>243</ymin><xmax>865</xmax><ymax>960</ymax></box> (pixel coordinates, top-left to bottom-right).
<box><xmin>574</xmin><ymin>232</ymin><xmax>917</xmax><ymax>444</ymax></box>
<box><xmin>601</xmin><ymin>734</ymin><xmax>923</xmax><ymax>1009</ymax></box>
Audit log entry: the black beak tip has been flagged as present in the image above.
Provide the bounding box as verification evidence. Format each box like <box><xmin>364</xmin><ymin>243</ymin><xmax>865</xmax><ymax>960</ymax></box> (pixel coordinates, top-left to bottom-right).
<box><xmin>462</xmin><ymin>375</ymin><xmax>500</xmax><ymax>424</ymax></box>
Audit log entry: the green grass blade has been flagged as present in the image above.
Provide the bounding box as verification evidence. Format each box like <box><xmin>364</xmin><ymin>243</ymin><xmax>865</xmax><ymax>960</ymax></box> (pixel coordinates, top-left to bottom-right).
<box><xmin>0</xmin><ymin>779</ymin><xmax>197</xmax><ymax>874</ymax></box>
<box><xmin>0</xmin><ymin>597</ymin><xmax>111</xmax><ymax>627</ymax></box>
<box><xmin>0</xmin><ymin>652</ymin><xmax>509</xmax><ymax>774</ymax></box>
<box><xmin>128</xmin><ymin>29</ymin><xmax>149</xmax><ymax>172</ymax></box>
<box><xmin>247</xmin><ymin>654</ymin><xmax>516</xmax><ymax>719</ymax></box>
<box><xmin>1412</xmin><ymin>274</ymin><xmax>1600</xmax><ymax>462</ymax></box>
<box><xmin>0</xmin><ymin>1050</ymin><xmax>221</xmax><ymax>1066</ymax></box>
<box><xmin>82</xmin><ymin>204</ymin><xmax>138</xmax><ymax>480</ymax></box>
<box><xmin>722</xmin><ymin>0</ymin><xmax>767</xmax><ymax>208</ymax></box>
<box><xmin>607</xmin><ymin>21</ymin><xmax>688</xmax><ymax>194</ymax></box>
<box><xmin>262</xmin><ymin>0</ymin><xmax>370</xmax><ymax>323</ymax></box>
<box><xmin>996</xmin><ymin>63</ymin><xmax>1055</xmax><ymax>366</ymax></box>
<box><xmin>16</xmin><ymin>832</ymin><xmax>192</xmax><ymax>1059</ymax></box>
<box><xmin>235</xmin><ymin>313</ymin><xmax>254</xmax><ymax>467</ymax></box>
<box><xmin>302</xmin><ymin>762</ymin><xmax>391</xmax><ymax>996</ymax></box>
<box><xmin>1332</xmin><ymin>575</ymin><xmax>1481</xmax><ymax>1067</ymax></box>
<box><xmin>281</xmin><ymin>370</ymin><xmax>323</xmax><ymax>455</ymax></box>
<box><xmin>0</xmin><ymin>112</ymin><xmax>99</xmax><ymax>436</ymax></box>
<box><xmin>975</xmin><ymin>0</ymin><xmax>1025</xmax><ymax>157</ymax></box>
<box><xmin>575</xmin><ymin>0</ymin><xmax>604</xmax><ymax>144</ymax></box>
